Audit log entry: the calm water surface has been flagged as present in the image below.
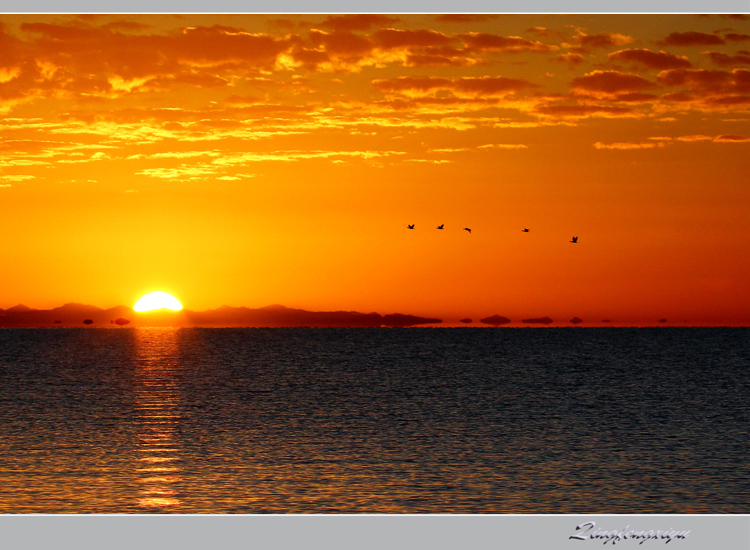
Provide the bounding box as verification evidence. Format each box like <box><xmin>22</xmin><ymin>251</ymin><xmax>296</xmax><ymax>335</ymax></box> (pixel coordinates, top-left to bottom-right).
<box><xmin>0</xmin><ymin>327</ymin><xmax>748</xmax><ymax>513</ymax></box>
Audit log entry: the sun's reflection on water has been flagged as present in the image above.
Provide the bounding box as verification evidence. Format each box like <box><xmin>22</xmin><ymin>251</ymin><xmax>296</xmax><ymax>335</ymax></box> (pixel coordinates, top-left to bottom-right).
<box><xmin>133</xmin><ymin>328</ymin><xmax>184</xmax><ymax>510</ymax></box>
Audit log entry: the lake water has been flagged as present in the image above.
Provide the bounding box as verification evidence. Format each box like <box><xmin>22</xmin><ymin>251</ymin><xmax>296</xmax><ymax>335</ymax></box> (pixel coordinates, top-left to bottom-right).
<box><xmin>0</xmin><ymin>327</ymin><xmax>748</xmax><ymax>513</ymax></box>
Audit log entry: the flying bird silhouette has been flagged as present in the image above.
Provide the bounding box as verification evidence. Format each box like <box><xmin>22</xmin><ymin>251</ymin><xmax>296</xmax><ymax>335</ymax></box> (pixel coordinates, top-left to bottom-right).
<box><xmin>522</xmin><ymin>228</ymin><xmax>529</xmax><ymax>232</ymax></box>
<box><xmin>437</xmin><ymin>224</ymin><xmax>444</xmax><ymax>229</ymax></box>
<box><xmin>407</xmin><ymin>224</ymin><xmax>415</xmax><ymax>229</ymax></box>
<box><xmin>463</xmin><ymin>228</ymin><xmax>471</xmax><ymax>233</ymax></box>
<box><xmin>570</xmin><ymin>236</ymin><xmax>578</xmax><ymax>243</ymax></box>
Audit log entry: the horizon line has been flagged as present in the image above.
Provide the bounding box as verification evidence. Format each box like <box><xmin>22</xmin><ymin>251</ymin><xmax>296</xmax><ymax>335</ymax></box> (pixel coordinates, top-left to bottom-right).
<box><xmin>0</xmin><ymin>301</ymin><xmax>747</xmax><ymax>328</ymax></box>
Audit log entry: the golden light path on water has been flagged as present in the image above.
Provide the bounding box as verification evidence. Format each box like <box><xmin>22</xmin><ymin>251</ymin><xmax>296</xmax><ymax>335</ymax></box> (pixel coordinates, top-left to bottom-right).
<box><xmin>133</xmin><ymin>328</ymin><xmax>184</xmax><ymax>509</ymax></box>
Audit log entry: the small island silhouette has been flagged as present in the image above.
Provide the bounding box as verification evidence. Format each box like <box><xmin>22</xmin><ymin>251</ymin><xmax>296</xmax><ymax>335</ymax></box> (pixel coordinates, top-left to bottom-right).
<box><xmin>522</xmin><ymin>316</ymin><xmax>554</xmax><ymax>325</ymax></box>
<box><xmin>480</xmin><ymin>315</ymin><xmax>511</xmax><ymax>326</ymax></box>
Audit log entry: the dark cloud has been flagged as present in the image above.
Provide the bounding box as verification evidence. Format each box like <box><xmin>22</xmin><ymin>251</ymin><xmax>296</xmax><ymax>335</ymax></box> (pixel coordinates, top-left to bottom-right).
<box><xmin>571</xmin><ymin>70</ymin><xmax>656</xmax><ymax>93</ymax></box>
<box><xmin>309</xmin><ymin>30</ymin><xmax>372</xmax><ymax>56</ymax></box>
<box><xmin>19</xmin><ymin>22</ymin><xmax>289</xmax><ymax>87</ymax></box>
<box><xmin>657</xmin><ymin>68</ymin><xmax>750</xmax><ymax>109</ymax></box>
<box><xmin>660</xmin><ymin>31</ymin><xmax>725</xmax><ymax>46</ymax></box>
<box><xmin>168</xmin><ymin>26</ymin><xmax>287</xmax><ymax>66</ymax></box>
<box><xmin>706</xmin><ymin>51</ymin><xmax>750</xmax><ymax>67</ymax></box>
<box><xmin>658</xmin><ymin>68</ymin><xmax>734</xmax><ymax>91</ymax></box>
<box><xmin>725</xmin><ymin>33</ymin><xmax>750</xmax><ymax>42</ymax></box>
<box><xmin>609</xmin><ymin>48</ymin><xmax>692</xmax><ymax>70</ymax></box>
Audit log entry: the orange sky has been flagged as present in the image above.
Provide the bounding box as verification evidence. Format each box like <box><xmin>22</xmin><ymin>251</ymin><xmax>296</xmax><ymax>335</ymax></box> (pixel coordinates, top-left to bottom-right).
<box><xmin>0</xmin><ymin>14</ymin><xmax>748</xmax><ymax>325</ymax></box>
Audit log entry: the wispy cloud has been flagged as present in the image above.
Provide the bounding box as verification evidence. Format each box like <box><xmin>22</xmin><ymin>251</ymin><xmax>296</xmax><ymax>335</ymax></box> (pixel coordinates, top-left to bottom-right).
<box><xmin>713</xmin><ymin>134</ymin><xmax>750</xmax><ymax>142</ymax></box>
<box><xmin>477</xmin><ymin>143</ymin><xmax>529</xmax><ymax>149</ymax></box>
<box><xmin>0</xmin><ymin>174</ymin><xmax>35</xmax><ymax>181</ymax></box>
<box><xmin>594</xmin><ymin>141</ymin><xmax>666</xmax><ymax>149</ymax></box>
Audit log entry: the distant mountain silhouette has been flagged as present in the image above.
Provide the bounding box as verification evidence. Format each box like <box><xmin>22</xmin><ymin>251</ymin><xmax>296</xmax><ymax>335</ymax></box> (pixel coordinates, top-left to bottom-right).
<box><xmin>51</xmin><ymin>302</ymin><xmax>104</xmax><ymax>314</ymax></box>
<box><xmin>522</xmin><ymin>316</ymin><xmax>554</xmax><ymax>325</ymax></box>
<box><xmin>0</xmin><ymin>303</ymin><xmax>442</xmax><ymax>328</ymax></box>
<box><xmin>6</xmin><ymin>304</ymin><xmax>36</xmax><ymax>313</ymax></box>
<box><xmin>459</xmin><ymin>318</ymin><xmax>472</xmax><ymax>324</ymax></box>
<box><xmin>480</xmin><ymin>315</ymin><xmax>511</xmax><ymax>326</ymax></box>
<box><xmin>570</xmin><ymin>317</ymin><xmax>583</xmax><ymax>324</ymax></box>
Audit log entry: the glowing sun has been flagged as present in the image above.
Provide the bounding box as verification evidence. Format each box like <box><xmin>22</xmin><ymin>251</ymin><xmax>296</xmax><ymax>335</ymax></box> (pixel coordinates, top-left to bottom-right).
<box><xmin>134</xmin><ymin>292</ymin><xmax>183</xmax><ymax>312</ymax></box>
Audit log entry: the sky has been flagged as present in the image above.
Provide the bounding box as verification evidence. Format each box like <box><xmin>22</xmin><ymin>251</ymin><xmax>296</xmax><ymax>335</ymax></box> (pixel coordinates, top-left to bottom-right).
<box><xmin>0</xmin><ymin>14</ymin><xmax>748</xmax><ymax>325</ymax></box>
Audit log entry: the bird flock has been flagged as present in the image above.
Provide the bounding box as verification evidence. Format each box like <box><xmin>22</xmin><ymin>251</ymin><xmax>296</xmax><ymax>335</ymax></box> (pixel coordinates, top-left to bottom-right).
<box><xmin>407</xmin><ymin>224</ymin><xmax>578</xmax><ymax>243</ymax></box>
